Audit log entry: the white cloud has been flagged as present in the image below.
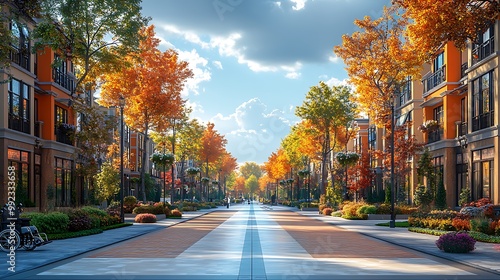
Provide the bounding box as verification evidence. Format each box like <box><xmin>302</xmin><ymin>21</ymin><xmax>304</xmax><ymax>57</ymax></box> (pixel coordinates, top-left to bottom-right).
<box><xmin>210</xmin><ymin>98</ymin><xmax>297</xmax><ymax>164</ymax></box>
<box><xmin>177</xmin><ymin>49</ymin><xmax>211</xmax><ymax>96</ymax></box>
<box><xmin>329</xmin><ymin>55</ymin><xmax>342</xmax><ymax>64</ymax></box>
<box><xmin>285</xmin><ymin>72</ymin><xmax>301</xmax><ymax>79</ymax></box>
<box><xmin>213</xmin><ymin>60</ymin><xmax>223</xmax><ymax>69</ymax></box>
<box><xmin>290</xmin><ymin>0</ymin><xmax>307</xmax><ymax>10</ymax></box>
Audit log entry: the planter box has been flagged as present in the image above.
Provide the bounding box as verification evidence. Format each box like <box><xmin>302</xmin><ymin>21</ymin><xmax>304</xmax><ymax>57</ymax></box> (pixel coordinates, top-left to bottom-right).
<box><xmin>367</xmin><ymin>214</ymin><xmax>409</xmax><ymax>220</ymax></box>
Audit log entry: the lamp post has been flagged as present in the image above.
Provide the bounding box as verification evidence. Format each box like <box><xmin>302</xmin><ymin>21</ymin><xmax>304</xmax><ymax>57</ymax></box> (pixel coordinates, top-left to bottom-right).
<box><xmin>119</xmin><ymin>95</ymin><xmax>125</xmax><ymax>224</ymax></box>
<box><xmin>390</xmin><ymin>99</ymin><xmax>396</xmax><ymax>228</ymax></box>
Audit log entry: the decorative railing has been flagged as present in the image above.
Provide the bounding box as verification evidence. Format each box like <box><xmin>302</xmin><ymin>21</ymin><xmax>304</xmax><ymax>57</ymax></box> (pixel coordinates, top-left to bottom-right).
<box><xmin>427</xmin><ymin>129</ymin><xmax>442</xmax><ymax>144</ymax></box>
<box><xmin>8</xmin><ymin>114</ymin><xmax>30</xmax><ymax>134</ymax></box>
<box><xmin>460</xmin><ymin>63</ymin><xmax>468</xmax><ymax>78</ymax></box>
<box><xmin>472</xmin><ymin>112</ymin><xmax>494</xmax><ymax>132</ymax></box>
<box><xmin>423</xmin><ymin>66</ymin><xmax>446</xmax><ymax>96</ymax></box>
<box><xmin>52</xmin><ymin>68</ymin><xmax>76</xmax><ymax>93</ymax></box>
<box><xmin>472</xmin><ymin>36</ymin><xmax>494</xmax><ymax>65</ymax></box>
<box><xmin>456</xmin><ymin>122</ymin><xmax>467</xmax><ymax>137</ymax></box>
<box><xmin>10</xmin><ymin>49</ymin><xmax>30</xmax><ymax>71</ymax></box>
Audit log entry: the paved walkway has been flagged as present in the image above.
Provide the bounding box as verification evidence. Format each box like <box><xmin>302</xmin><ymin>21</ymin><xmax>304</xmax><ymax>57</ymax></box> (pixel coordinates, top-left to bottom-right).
<box><xmin>1</xmin><ymin>203</ymin><xmax>499</xmax><ymax>279</ymax></box>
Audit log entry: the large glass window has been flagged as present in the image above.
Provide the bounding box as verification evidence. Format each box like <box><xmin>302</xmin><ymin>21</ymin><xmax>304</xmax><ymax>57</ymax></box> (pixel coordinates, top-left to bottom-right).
<box><xmin>8</xmin><ymin>79</ymin><xmax>30</xmax><ymax>134</ymax></box>
<box><xmin>433</xmin><ymin>52</ymin><xmax>444</xmax><ymax>72</ymax></box>
<box><xmin>8</xmin><ymin>149</ymin><xmax>33</xmax><ymax>206</ymax></box>
<box><xmin>472</xmin><ymin>71</ymin><xmax>493</xmax><ymax>131</ymax></box>
<box><xmin>456</xmin><ymin>152</ymin><xmax>468</xmax><ymax>206</ymax></box>
<box><xmin>54</xmin><ymin>157</ymin><xmax>74</xmax><ymax>207</ymax></box>
<box><xmin>10</xmin><ymin>20</ymin><xmax>30</xmax><ymax>70</ymax></box>
<box><xmin>472</xmin><ymin>147</ymin><xmax>493</xmax><ymax>200</ymax></box>
<box><xmin>472</xmin><ymin>24</ymin><xmax>494</xmax><ymax>63</ymax></box>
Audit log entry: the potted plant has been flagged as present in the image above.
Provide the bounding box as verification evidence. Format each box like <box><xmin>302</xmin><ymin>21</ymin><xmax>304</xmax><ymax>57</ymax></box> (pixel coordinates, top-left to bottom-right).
<box><xmin>418</xmin><ymin>119</ymin><xmax>440</xmax><ymax>132</ymax></box>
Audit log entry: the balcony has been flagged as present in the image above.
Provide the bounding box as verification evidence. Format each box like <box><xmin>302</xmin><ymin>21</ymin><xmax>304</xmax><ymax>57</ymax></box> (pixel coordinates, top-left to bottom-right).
<box><xmin>472</xmin><ymin>36</ymin><xmax>494</xmax><ymax>65</ymax></box>
<box><xmin>423</xmin><ymin>66</ymin><xmax>446</xmax><ymax>96</ymax></box>
<box><xmin>460</xmin><ymin>63</ymin><xmax>467</xmax><ymax>78</ymax></box>
<box><xmin>52</xmin><ymin>68</ymin><xmax>76</xmax><ymax>93</ymax></box>
<box><xmin>456</xmin><ymin>122</ymin><xmax>467</xmax><ymax>137</ymax></box>
<box><xmin>427</xmin><ymin>129</ymin><xmax>442</xmax><ymax>144</ymax></box>
<box><xmin>472</xmin><ymin>112</ymin><xmax>494</xmax><ymax>132</ymax></box>
<box><xmin>8</xmin><ymin>114</ymin><xmax>30</xmax><ymax>134</ymax></box>
<box><xmin>10</xmin><ymin>49</ymin><xmax>30</xmax><ymax>71</ymax></box>
<box><xmin>56</xmin><ymin>128</ymin><xmax>73</xmax><ymax>145</ymax></box>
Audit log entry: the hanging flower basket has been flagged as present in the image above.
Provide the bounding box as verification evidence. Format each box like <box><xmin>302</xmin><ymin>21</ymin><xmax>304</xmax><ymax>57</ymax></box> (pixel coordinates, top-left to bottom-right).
<box><xmin>286</xmin><ymin>178</ymin><xmax>294</xmax><ymax>184</ymax></box>
<box><xmin>336</xmin><ymin>151</ymin><xmax>360</xmax><ymax>166</ymax></box>
<box><xmin>212</xmin><ymin>180</ymin><xmax>219</xmax><ymax>185</ymax></box>
<box><xmin>150</xmin><ymin>152</ymin><xmax>174</xmax><ymax>166</ymax></box>
<box><xmin>418</xmin><ymin>119</ymin><xmax>440</xmax><ymax>132</ymax></box>
<box><xmin>58</xmin><ymin>123</ymin><xmax>76</xmax><ymax>133</ymax></box>
<box><xmin>186</xmin><ymin>167</ymin><xmax>201</xmax><ymax>176</ymax></box>
<box><xmin>298</xmin><ymin>169</ymin><xmax>311</xmax><ymax>178</ymax></box>
<box><xmin>201</xmin><ymin>177</ymin><xmax>210</xmax><ymax>184</ymax></box>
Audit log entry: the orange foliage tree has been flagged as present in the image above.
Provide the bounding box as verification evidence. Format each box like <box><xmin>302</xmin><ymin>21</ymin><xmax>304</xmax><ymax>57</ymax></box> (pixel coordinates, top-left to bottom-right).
<box><xmin>217</xmin><ymin>151</ymin><xmax>238</xmax><ymax>198</ymax></box>
<box><xmin>394</xmin><ymin>0</ymin><xmax>499</xmax><ymax>59</ymax></box>
<box><xmin>199</xmin><ymin>122</ymin><xmax>228</xmax><ymax>179</ymax></box>
<box><xmin>334</xmin><ymin>7</ymin><xmax>422</xmax><ymax>127</ymax></box>
<box><xmin>99</xmin><ymin>25</ymin><xmax>193</xmax><ymax>201</ymax></box>
<box><xmin>263</xmin><ymin>148</ymin><xmax>291</xmax><ymax>200</ymax></box>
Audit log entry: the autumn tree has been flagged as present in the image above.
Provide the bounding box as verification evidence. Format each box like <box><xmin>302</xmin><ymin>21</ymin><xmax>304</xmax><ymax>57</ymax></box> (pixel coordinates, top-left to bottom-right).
<box><xmin>199</xmin><ymin>122</ymin><xmax>228</xmax><ymax>179</ymax></box>
<box><xmin>33</xmin><ymin>0</ymin><xmax>149</xmax><ymax>95</ymax></box>
<box><xmin>334</xmin><ymin>7</ymin><xmax>422</xmax><ymax>127</ymax></box>
<box><xmin>295</xmin><ymin>82</ymin><xmax>357</xmax><ymax>195</ymax></box>
<box><xmin>217</xmin><ymin>152</ymin><xmax>238</xmax><ymax>198</ymax></box>
<box><xmin>94</xmin><ymin>162</ymin><xmax>120</xmax><ymax>204</ymax></box>
<box><xmin>334</xmin><ymin>7</ymin><xmax>423</xmax><ymax>205</ymax></box>
<box><xmin>233</xmin><ymin>176</ymin><xmax>246</xmax><ymax>198</ymax></box>
<box><xmin>394</xmin><ymin>0</ymin><xmax>499</xmax><ymax>59</ymax></box>
<box><xmin>239</xmin><ymin>162</ymin><xmax>263</xmax><ymax>180</ymax></box>
<box><xmin>99</xmin><ymin>25</ymin><xmax>193</xmax><ymax>202</ymax></box>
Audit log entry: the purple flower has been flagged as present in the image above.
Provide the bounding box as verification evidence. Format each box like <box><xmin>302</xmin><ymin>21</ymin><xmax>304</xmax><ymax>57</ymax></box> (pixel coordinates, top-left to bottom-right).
<box><xmin>436</xmin><ymin>232</ymin><xmax>476</xmax><ymax>253</ymax></box>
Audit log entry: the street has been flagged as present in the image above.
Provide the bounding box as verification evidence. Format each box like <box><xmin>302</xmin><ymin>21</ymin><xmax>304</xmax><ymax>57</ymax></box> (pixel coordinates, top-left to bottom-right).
<box><xmin>3</xmin><ymin>203</ymin><xmax>500</xmax><ymax>280</ymax></box>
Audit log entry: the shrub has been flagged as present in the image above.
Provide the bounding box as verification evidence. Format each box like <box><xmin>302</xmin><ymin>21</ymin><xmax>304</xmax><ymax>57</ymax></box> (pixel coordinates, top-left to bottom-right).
<box><xmin>452</xmin><ymin>217</ymin><xmax>471</xmax><ymax>231</ymax></box>
<box><xmin>170</xmin><ymin>209</ymin><xmax>182</xmax><ymax>217</ymax></box>
<box><xmin>81</xmin><ymin>206</ymin><xmax>108</xmax><ymax>217</ymax></box>
<box><xmin>322</xmin><ymin>208</ymin><xmax>333</xmax><ymax>216</ymax></box>
<box><xmin>471</xmin><ymin>218</ymin><xmax>493</xmax><ymax>235</ymax></box>
<box><xmin>376</xmin><ymin>204</ymin><xmax>391</xmax><ymax>214</ymax></box>
<box><xmin>135</xmin><ymin>213</ymin><xmax>157</xmax><ymax>223</ymax></box>
<box><xmin>357</xmin><ymin>205</ymin><xmax>377</xmax><ymax>215</ymax></box>
<box><xmin>132</xmin><ymin>204</ymin><xmax>165</xmax><ymax>215</ymax></box>
<box><xmin>106</xmin><ymin>201</ymin><xmax>121</xmax><ymax>217</ymax></box>
<box><xmin>124</xmin><ymin>196</ymin><xmax>138</xmax><ymax>213</ymax></box>
<box><xmin>21</xmin><ymin>212</ymin><xmax>69</xmax><ymax>234</ymax></box>
<box><xmin>436</xmin><ymin>232</ymin><xmax>476</xmax><ymax>253</ymax></box>
<box><xmin>65</xmin><ymin>209</ymin><xmax>93</xmax><ymax>232</ymax></box>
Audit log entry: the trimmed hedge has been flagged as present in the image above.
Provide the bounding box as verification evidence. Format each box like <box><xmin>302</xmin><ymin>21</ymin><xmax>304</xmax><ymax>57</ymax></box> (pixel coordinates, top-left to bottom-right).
<box><xmin>21</xmin><ymin>212</ymin><xmax>69</xmax><ymax>234</ymax></box>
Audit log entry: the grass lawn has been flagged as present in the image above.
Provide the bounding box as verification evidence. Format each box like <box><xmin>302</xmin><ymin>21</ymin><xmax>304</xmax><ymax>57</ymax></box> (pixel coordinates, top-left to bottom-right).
<box><xmin>375</xmin><ymin>221</ymin><xmax>410</xmax><ymax>228</ymax></box>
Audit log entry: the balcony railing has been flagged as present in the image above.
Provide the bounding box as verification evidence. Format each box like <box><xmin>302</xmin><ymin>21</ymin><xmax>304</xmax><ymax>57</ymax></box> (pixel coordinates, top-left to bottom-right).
<box><xmin>52</xmin><ymin>68</ymin><xmax>76</xmax><ymax>93</ymax></box>
<box><xmin>472</xmin><ymin>36</ymin><xmax>494</xmax><ymax>65</ymax></box>
<box><xmin>460</xmin><ymin>63</ymin><xmax>468</xmax><ymax>78</ymax></box>
<box><xmin>472</xmin><ymin>112</ymin><xmax>494</xmax><ymax>132</ymax></box>
<box><xmin>55</xmin><ymin>128</ymin><xmax>73</xmax><ymax>145</ymax></box>
<box><xmin>34</xmin><ymin>121</ymin><xmax>43</xmax><ymax>138</ymax></box>
<box><xmin>456</xmin><ymin>122</ymin><xmax>468</xmax><ymax>137</ymax></box>
<box><xmin>8</xmin><ymin>114</ymin><xmax>30</xmax><ymax>134</ymax></box>
<box><xmin>10</xmin><ymin>49</ymin><xmax>30</xmax><ymax>71</ymax></box>
<box><xmin>427</xmin><ymin>129</ymin><xmax>442</xmax><ymax>144</ymax></box>
<box><xmin>423</xmin><ymin>66</ymin><xmax>446</xmax><ymax>95</ymax></box>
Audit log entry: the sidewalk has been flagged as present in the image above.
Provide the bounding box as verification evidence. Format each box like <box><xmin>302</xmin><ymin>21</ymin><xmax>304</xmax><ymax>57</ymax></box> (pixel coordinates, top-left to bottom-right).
<box><xmin>0</xmin><ymin>207</ymin><xmax>223</xmax><ymax>278</ymax></box>
<box><xmin>295</xmin><ymin>209</ymin><xmax>500</xmax><ymax>275</ymax></box>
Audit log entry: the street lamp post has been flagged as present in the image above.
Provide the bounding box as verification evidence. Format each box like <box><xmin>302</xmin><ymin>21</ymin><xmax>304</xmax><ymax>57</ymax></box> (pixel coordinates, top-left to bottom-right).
<box><xmin>390</xmin><ymin>101</ymin><xmax>396</xmax><ymax>228</ymax></box>
<box><xmin>119</xmin><ymin>95</ymin><xmax>125</xmax><ymax>224</ymax></box>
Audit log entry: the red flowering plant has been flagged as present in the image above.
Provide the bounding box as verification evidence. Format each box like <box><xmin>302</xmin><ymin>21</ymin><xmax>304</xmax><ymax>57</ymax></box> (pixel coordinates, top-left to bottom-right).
<box><xmin>436</xmin><ymin>232</ymin><xmax>476</xmax><ymax>253</ymax></box>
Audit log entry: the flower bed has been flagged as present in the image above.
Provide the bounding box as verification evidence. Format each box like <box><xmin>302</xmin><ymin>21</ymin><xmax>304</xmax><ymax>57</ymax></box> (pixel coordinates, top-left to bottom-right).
<box><xmin>436</xmin><ymin>232</ymin><xmax>476</xmax><ymax>253</ymax></box>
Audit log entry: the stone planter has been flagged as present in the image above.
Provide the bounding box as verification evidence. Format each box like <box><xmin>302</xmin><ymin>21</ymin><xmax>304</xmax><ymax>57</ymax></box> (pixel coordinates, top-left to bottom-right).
<box><xmin>367</xmin><ymin>214</ymin><xmax>409</xmax><ymax>220</ymax></box>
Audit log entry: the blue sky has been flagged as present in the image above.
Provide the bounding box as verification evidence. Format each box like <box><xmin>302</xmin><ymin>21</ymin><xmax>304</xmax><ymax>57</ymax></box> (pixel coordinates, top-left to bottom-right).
<box><xmin>140</xmin><ymin>0</ymin><xmax>391</xmax><ymax>165</ymax></box>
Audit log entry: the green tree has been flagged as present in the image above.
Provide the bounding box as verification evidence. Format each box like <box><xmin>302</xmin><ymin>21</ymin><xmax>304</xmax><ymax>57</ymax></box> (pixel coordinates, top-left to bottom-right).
<box><xmin>33</xmin><ymin>0</ymin><xmax>149</xmax><ymax>94</ymax></box>
<box><xmin>295</xmin><ymin>82</ymin><xmax>357</xmax><ymax>195</ymax></box>
<box><xmin>94</xmin><ymin>162</ymin><xmax>119</xmax><ymax>203</ymax></box>
<box><xmin>240</xmin><ymin>162</ymin><xmax>263</xmax><ymax>180</ymax></box>
<box><xmin>435</xmin><ymin>177</ymin><xmax>447</xmax><ymax>210</ymax></box>
<box><xmin>245</xmin><ymin>175</ymin><xmax>259</xmax><ymax>198</ymax></box>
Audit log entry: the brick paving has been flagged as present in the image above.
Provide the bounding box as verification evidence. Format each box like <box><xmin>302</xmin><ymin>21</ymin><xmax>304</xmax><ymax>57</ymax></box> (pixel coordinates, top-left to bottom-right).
<box><xmin>89</xmin><ymin>211</ymin><xmax>237</xmax><ymax>258</ymax></box>
<box><xmin>272</xmin><ymin>210</ymin><xmax>419</xmax><ymax>258</ymax></box>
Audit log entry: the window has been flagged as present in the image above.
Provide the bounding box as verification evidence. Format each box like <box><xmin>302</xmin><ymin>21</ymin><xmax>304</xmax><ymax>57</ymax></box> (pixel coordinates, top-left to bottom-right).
<box><xmin>52</xmin><ymin>54</ymin><xmax>75</xmax><ymax>92</ymax></box>
<box><xmin>10</xmin><ymin>20</ymin><xmax>30</xmax><ymax>70</ymax></box>
<box><xmin>456</xmin><ymin>152</ymin><xmax>468</xmax><ymax>206</ymax></box>
<box><xmin>8</xmin><ymin>79</ymin><xmax>30</xmax><ymax>134</ymax></box>
<box><xmin>8</xmin><ymin>149</ymin><xmax>33</xmax><ymax>206</ymax></box>
<box><xmin>398</xmin><ymin>77</ymin><xmax>412</xmax><ymax>106</ymax></box>
<box><xmin>472</xmin><ymin>24</ymin><xmax>494</xmax><ymax>63</ymax></box>
<box><xmin>472</xmin><ymin>71</ymin><xmax>493</xmax><ymax>131</ymax></box>
<box><xmin>433</xmin><ymin>156</ymin><xmax>444</xmax><ymax>192</ymax></box>
<box><xmin>433</xmin><ymin>52</ymin><xmax>444</xmax><ymax>72</ymax></box>
<box><xmin>54</xmin><ymin>157</ymin><xmax>74</xmax><ymax>207</ymax></box>
<box><xmin>55</xmin><ymin>106</ymin><xmax>68</xmax><ymax>127</ymax></box>
<box><xmin>472</xmin><ymin>148</ymin><xmax>493</xmax><ymax>200</ymax></box>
